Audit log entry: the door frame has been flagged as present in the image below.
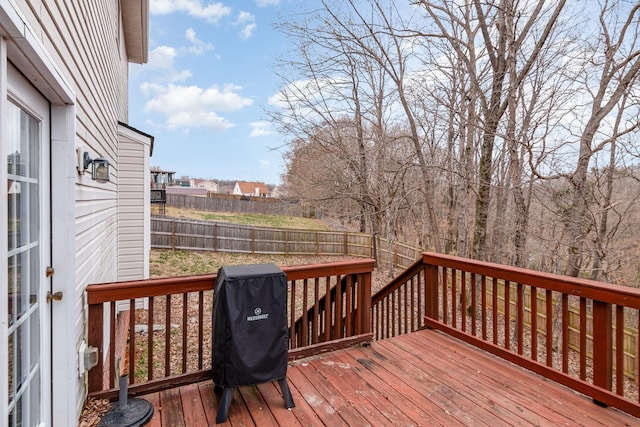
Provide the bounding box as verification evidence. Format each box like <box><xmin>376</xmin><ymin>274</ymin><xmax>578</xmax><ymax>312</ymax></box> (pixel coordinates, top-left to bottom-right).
<box><xmin>5</xmin><ymin>60</ymin><xmax>52</xmax><ymax>427</ymax></box>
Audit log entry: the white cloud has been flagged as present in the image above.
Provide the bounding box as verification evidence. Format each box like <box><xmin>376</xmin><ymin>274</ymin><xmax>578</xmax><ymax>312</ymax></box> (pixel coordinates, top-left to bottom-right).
<box><xmin>148</xmin><ymin>46</ymin><xmax>177</xmax><ymax>69</ymax></box>
<box><xmin>236</xmin><ymin>11</ymin><xmax>254</xmax><ymax>24</ymax></box>
<box><xmin>240</xmin><ymin>23</ymin><xmax>257</xmax><ymax>39</ymax></box>
<box><xmin>184</xmin><ymin>28</ymin><xmax>214</xmax><ymax>55</ymax></box>
<box><xmin>255</xmin><ymin>0</ymin><xmax>279</xmax><ymax>6</ymax></box>
<box><xmin>234</xmin><ymin>11</ymin><xmax>256</xmax><ymax>39</ymax></box>
<box><xmin>151</xmin><ymin>0</ymin><xmax>232</xmax><ymax>23</ymax></box>
<box><xmin>143</xmin><ymin>83</ymin><xmax>253</xmax><ymax>131</ymax></box>
<box><xmin>145</xmin><ymin>47</ymin><xmax>193</xmax><ymax>82</ymax></box>
<box><xmin>249</xmin><ymin>121</ymin><xmax>274</xmax><ymax>137</ymax></box>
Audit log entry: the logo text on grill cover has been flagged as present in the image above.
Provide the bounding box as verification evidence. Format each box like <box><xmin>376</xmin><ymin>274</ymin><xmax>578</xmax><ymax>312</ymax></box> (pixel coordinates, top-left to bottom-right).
<box><xmin>247</xmin><ymin>307</ymin><xmax>269</xmax><ymax>321</ymax></box>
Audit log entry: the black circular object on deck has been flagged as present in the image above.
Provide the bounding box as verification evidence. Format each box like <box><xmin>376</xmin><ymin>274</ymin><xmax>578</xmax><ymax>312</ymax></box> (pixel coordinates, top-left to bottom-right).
<box><xmin>98</xmin><ymin>398</ymin><xmax>153</xmax><ymax>427</ymax></box>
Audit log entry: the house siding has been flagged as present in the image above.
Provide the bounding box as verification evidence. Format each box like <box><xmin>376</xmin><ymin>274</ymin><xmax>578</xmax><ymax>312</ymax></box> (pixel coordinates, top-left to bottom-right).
<box><xmin>117</xmin><ymin>125</ymin><xmax>152</xmax><ymax>282</ymax></box>
<box><xmin>2</xmin><ymin>1</ymin><xmax>138</xmax><ymax>424</ymax></box>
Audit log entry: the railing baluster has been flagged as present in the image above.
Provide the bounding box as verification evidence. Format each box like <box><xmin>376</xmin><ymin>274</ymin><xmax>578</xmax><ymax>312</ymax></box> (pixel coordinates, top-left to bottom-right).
<box><xmin>616</xmin><ymin>305</ymin><xmax>624</xmax><ymax>396</ymax></box>
<box><xmin>302</xmin><ymin>279</ymin><xmax>309</xmax><ymax>346</ymax></box>
<box><xmin>517</xmin><ymin>283</ymin><xmax>523</xmax><ymax>355</ymax></box>
<box><xmin>325</xmin><ymin>276</ymin><xmax>332</xmax><ymax>342</ymax></box>
<box><xmin>452</xmin><ymin>268</ymin><xmax>457</xmax><ymax>329</ymax></box>
<box><xmin>562</xmin><ymin>294</ymin><xmax>568</xmax><ymax>374</ymax></box>
<box><xmin>461</xmin><ymin>271</ymin><xmax>467</xmax><ymax>333</ymax></box>
<box><xmin>471</xmin><ymin>273</ymin><xmax>477</xmax><ymax>336</ymax></box>
<box><xmin>492</xmin><ymin>277</ymin><xmax>498</xmax><ymax>345</ymax></box>
<box><xmin>198</xmin><ymin>291</ymin><xmax>203</xmax><ymax>370</ymax></box>
<box><xmin>148</xmin><ymin>296</ymin><xmax>154</xmax><ymax>380</ymax></box>
<box><xmin>580</xmin><ymin>297</ymin><xmax>587</xmax><ymax>380</ymax></box>
<box><xmin>345</xmin><ymin>276</ymin><xmax>352</xmax><ymax>338</ymax></box>
<box><xmin>335</xmin><ymin>275</ymin><xmax>343</xmax><ymax>339</ymax></box>
<box><xmin>313</xmin><ymin>277</ymin><xmax>319</xmax><ymax>344</ymax></box>
<box><xmin>442</xmin><ymin>269</ymin><xmax>448</xmax><ymax>325</ymax></box>
<box><xmin>546</xmin><ymin>290</ymin><xmax>553</xmax><ymax>367</ymax></box>
<box><xmin>418</xmin><ymin>268</ymin><xmax>423</xmax><ymax>328</ymax></box>
<box><xmin>182</xmin><ymin>293</ymin><xmax>188</xmax><ymax>373</ymax></box>
<box><xmin>129</xmin><ymin>300</ymin><xmax>135</xmax><ymax>382</ymax></box>
<box><xmin>481</xmin><ymin>275</ymin><xmax>487</xmax><ymax>341</ymax></box>
<box><xmin>165</xmin><ymin>294</ymin><xmax>171</xmax><ymax>377</ymax></box>
<box><xmin>531</xmin><ymin>286</ymin><xmax>538</xmax><ymax>361</ymax></box>
<box><xmin>403</xmin><ymin>278</ymin><xmax>408</xmax><ymax>335</ymax></box>
<box><xmin>411</xmin><ymin>276</ymin><xmax>417</xmax><ymax>331</ymax></box>
<box><xmin>290</xmin><ymin>279</ymin><xmax>297</xmax><ymax>348</ymax></box>
<box><xmin>110</xmin><ymin>302</ymin><xmax>116</xmax><ymax>389</ymax></box>
<box><xmin>504</xmin><ymin>281</ymin><xmax>510</xmax><ymax>351</ymax></box>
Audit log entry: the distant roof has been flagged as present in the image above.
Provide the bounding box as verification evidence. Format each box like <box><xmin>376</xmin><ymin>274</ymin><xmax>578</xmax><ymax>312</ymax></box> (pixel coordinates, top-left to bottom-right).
<box><xmin>118</xmin><ymin>121</ymin><xmax>154</xmax><ymax>155</ymax></box>
<box><xmin>150</xmin><ymin>167</ymin><xmax>175</xmax><ymax>174</ymax></box>
<box><xmin>236</xmin><ymin>181</ymin><xmax>269</xmax><ymax>194</ymax></box>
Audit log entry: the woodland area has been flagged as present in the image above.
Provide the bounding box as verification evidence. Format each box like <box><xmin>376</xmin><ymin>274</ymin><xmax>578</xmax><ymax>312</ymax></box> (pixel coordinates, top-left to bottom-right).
<box><xmin>270</xmin><ymin>0</ymin><xmax>640</xmax><ymax>287</ymax></box>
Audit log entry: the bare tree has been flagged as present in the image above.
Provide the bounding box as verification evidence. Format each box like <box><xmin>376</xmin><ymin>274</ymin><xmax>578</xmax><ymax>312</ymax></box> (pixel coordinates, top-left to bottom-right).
<box><xmin>416</xmin><ymin>0</ymin><xmax>567</xmax><ymax>260</ymax></box>
<box><xmin>563</xmin><ymin>1</ymin><xmax>640</xmax><ymax>277</ymax></box>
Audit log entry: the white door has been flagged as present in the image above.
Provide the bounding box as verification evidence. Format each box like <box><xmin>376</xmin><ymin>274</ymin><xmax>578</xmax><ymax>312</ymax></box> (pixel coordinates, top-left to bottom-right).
<box><xmin>5</xmin><ymin>63</ymin><xmax>51</xmax><ymax>426</ymax></box>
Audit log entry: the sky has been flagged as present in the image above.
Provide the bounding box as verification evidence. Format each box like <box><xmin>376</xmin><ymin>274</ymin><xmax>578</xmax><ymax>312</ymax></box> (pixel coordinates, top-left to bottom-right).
<box><xmin>128</xmin><ymin>0</ymin><xmax>306</xmax><ymax>185</ymax></box>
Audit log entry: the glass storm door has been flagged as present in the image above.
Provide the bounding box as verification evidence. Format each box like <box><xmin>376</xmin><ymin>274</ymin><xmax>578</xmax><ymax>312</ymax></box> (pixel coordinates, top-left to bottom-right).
<box><xmin>5</xmin><ymin>64</ymin><xmax>51</xmax><ymax>426</ymax></box>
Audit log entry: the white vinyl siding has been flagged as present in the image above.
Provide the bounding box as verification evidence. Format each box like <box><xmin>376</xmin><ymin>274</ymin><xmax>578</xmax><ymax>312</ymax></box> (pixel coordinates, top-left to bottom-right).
<box><xmin>117</xmin><ymin>124</ymin><xmax>152</xmax><ymax>281</ymax></box>
<box><xmin>2</xmin><ymin>1</ymin><xmax>142</xmax><ymax>425</ymax></box>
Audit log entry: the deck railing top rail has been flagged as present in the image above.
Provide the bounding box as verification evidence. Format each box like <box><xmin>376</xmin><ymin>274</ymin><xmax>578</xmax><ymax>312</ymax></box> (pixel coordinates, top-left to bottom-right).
<box><xmin>86</xmin><ymin>259</ymin><xmax>376</xmax><ymax>304</ymax></box>
<box><xmin>420</xmin><ymin>252</ymin><xmax>640</xmax><ymax>307</ymax></box>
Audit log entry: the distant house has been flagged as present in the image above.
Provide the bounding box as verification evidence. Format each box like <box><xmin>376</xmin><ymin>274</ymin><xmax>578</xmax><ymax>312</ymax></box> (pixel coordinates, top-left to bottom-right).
<box><xmin>150</xmin><ymin>167</ymin><xmax>176</xmax><ymax>189</ymax></box>
<box><xmin>233</xmin><ymin>181</ymin><xmax>270</xmax><ymax>197</ymax></box>
<box><xmin>193</xmin><ymin>179</ymin><xmax>219</xmax><ymax>193</ymax></box>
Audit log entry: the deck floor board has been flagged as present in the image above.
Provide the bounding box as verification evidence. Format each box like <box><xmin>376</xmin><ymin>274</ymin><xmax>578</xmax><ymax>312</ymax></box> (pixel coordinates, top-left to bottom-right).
<box><xmin>141</xmin><ymin>329</ymin><xmax>640</xmax><ymax>426</ymax></box>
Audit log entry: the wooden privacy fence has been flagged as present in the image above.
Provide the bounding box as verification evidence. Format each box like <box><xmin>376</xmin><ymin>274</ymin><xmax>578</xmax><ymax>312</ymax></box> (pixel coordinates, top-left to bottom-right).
<box><xmin>166</xmin><ymin>193</ymin><xmax>302</xmax><ymax>216</ymax></box>
<box><xmin>151</xmin><ymin>216</ymin><xmax>420</xmax><ymax>269</ymax></box>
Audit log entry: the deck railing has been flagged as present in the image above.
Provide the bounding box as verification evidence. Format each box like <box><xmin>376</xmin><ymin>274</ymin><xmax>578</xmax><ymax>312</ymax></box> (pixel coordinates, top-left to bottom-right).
<box><xmin>371</xmin><ymin>252</ymin><xmax>640</xmax><ymax>418</ymax></box>
<box><xmin>86</xmin><ymin>259</ymin><xmax>374</xmax><ymax>400</ymax></box>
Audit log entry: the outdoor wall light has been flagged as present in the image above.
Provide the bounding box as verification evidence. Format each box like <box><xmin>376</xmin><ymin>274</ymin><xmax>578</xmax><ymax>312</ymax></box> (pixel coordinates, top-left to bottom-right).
<box><xmin>83</xmin><ymin>152</ymin><xmax>110</xmax><ymax>183</ymax></box>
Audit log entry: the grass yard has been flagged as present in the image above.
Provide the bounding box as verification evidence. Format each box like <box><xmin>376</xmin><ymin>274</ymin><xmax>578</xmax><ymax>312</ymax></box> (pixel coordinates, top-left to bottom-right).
<box><xmin>159</xmin><ymin>206</ymin><xmax>330</xmax><ymax>230</ymax></box>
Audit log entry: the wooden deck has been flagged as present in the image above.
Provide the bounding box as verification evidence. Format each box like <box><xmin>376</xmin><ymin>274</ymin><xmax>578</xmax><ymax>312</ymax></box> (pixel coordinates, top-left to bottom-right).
<box><xmin>140</xmin><ymin>328</ymin><xmax>639</xmax><ymax>426</ymax></box>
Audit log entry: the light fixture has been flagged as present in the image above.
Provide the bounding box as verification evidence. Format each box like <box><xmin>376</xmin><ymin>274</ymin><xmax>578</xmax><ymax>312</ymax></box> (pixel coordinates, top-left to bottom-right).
<box><xmin>83</xmin><ymin>152</ymin><xmax>110</xmax><ymax>183</ymax></box>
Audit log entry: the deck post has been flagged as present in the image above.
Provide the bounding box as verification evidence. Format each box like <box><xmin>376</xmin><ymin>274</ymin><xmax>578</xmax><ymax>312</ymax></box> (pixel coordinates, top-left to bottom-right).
<box><xmin>87</xmin><ymin>302</ymin><xmax>104</xmax><ymax>393</ymax></box>
<box><xmin>359</xmin><ymin>271</ymin><xmax>372</xmax><ymax>335</ymax></box>
<box><xmin>424</xmin><ymin>262</ymin><xmax>439</xmax><ymax>320</ymax></box>
<box><xmin>592</xmin><ymin>300</ymin><xmax>613</xmax><ymax>395</ymax></box>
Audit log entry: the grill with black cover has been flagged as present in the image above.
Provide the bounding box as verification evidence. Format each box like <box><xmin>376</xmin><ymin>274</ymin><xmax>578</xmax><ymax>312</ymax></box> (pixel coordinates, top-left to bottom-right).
<box><xmin>212</xmin><ymin>263</ymin><xmax>294</xmax><ymax>422</ymax></box>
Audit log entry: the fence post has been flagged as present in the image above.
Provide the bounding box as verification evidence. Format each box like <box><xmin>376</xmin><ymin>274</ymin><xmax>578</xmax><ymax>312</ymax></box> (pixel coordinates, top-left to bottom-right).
<box><xmin>171</xmin><ymin>219</ymin><xmax>175</xmax><ymax>250</ymax></box>
<box><xmin>251</xmin><ymin>227</ymin><xmax>255</xmax><ymax>254</ymax></box>
<box><xmin>213</xmin><ymin>223</ymin><xmax>217</xmax><ymax>252</ymax></box>
<box><xmin>592</xmin><ymin>300</ymin><xmax>613</xmax><ymax>395</ymax></box>
<box><xmin>344</xmin><ymin>232</ymin><xmax>348</xmax><ymax>255</ymax></box>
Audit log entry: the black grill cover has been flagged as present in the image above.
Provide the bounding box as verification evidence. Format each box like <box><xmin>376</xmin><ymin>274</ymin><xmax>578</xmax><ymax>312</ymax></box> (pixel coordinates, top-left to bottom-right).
<box><xmin>212</xmin><ymin>263</ymin><xmax>289</xmax><ymax>387</ymax></box>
